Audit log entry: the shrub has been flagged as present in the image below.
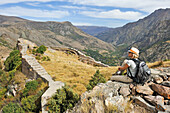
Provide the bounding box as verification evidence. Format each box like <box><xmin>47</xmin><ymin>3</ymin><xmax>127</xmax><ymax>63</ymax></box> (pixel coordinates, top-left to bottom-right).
<box><xmin>36</xmin><ymin>45</ymin><xmax>46</xmax><ymax>54</ymax></box>
<box><xmin>42</xmin><ymin>56</ymin><xmax>50</xmax><ymax>61</ymax></box>
<box><xmin>0</xmin><ymin>69</ymin><xmax>12</xmax><ymax>87</ymax></box>
<box><xmin>4</xmin><ymin>50</ymin><xmax>21</xmax><ymax>71</ymax></box>
<box><xmin>46</xmin><ymin>56</ymin><xmax>51</xmax><ymax>61</ymax></box>
<box><xmin>8</xmin><ymin>69</ymin><xmax>16</xmax><ymax>79</ymax></box>
<box><xmin>2</xmin><ymin>102</ymin><xmax>25</xmax><ymax>113</ymax></box>
<box><xmin>42</xmin><ymin>56</ymin><xmax>46</xmax><ymax>61</ymax></box>
<box><xmin>21</xmin><ymin>95</ymin><xmax>36</xmax><ymax>112</ymax></box>
<box><xmin>32</xmin><ymin>49</ymin><xmax>36</xmax><ymax>55</ymax></box>
<box><xmin>0</xmin><ymin>61</ymin><xmax>2</xmax><ymax>69</ymax></box>
<box><xmin>22</xmin><ymin>80</ymin><xmax>38</xmax><ymax>97</ymax></box>
<box><xmin>0</xmin><ymin>88</ymin><xmax>7</xmax><ymax>99</ymax></box>
<box><xmin>86</xmin><ymin>70</ymin><xmax>106</xmax><ymax>90</ymax></box>
<box><xmin>47</xmin><ymin>85</ymin><xmax>79</xmax><ymax>113</ymax></box>
<box><xmin>35</xmin><ymin>56</ymin><xmax>41</xmax><ymax>60</ymax></box>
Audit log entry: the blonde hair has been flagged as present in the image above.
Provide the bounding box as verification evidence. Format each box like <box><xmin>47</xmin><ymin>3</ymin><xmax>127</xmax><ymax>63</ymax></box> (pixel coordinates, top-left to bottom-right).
<box><xmin>132</xmin><ymin>54</ymin><xmax>139</xmax><ymax>59</ymax></box>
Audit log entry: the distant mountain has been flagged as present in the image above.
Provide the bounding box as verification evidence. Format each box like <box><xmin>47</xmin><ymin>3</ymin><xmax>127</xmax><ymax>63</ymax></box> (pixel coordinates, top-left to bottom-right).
<box><xmin>0</xmin><ymin>15</ymin><xmax>115</xmax><ymax>53</ymax></box>
<box><xmin>95</xmin><ymin>8</ymin><xmax>170</xmax><ymax>62</ymax></box>
<box><xmin>76</xmin><ymin>26</ymin><xmax>111</xmax><ymax>36</ymax></box>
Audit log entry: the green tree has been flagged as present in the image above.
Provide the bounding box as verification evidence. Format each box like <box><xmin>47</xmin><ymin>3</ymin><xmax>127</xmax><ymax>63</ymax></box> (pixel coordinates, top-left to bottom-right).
<box><xmin>22</xmin><ymin>80</ymin><xmax>38</xmax><ymax>97</ymax></box>
<box><xmin>4</xmin><ymin>50</ymin><xmax>21</xmax><ymax>71</ymax></box>
<box><xmin>86</xmin><ymin>70</ymin><xmax>106</xmax><ymax>90</ymax></box>
<box><xmin>36</xmin><ymin>45</ymin><xmax>46</xmax><ymax>54</ymax></box>
<box><xmin>47</xmin><ymin>85</ymin><xmax>79</xmax><ymax>113</ymax></box>
<box><xmin>21</xmin><ymin>95</ymin><xmax>36</xmax><ymax>112</ymax></box>
<box><xmin>2</xmin><ymin>102</ymin><xmax>25</xmax><ymax>113</ymax></box>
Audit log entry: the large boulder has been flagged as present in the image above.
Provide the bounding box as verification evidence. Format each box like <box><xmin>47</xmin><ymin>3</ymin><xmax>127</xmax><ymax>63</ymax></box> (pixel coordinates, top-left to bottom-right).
<box><xmin>153</xmin><ymin>75</ymin><xmax>164</xmax><ymax>84</ymax></box>
<box><xmin>151</xmin><ymin>84</ymin><xmax>170</xmax><ymax>99</ymax></box>
<box><xmin>161</xmin><ymin>81</ymin><xmax>170</xmax><ymax>87</ymax></box>
<box><xmin>136</xmin><ymin>84</ymin><xmax>154</xmax><ymax>95</ymax></box>
<box><xmin>105</xmin><ymin>95</ymin><xmax>132</xmax><ymax>113</ymax></box>
<box><xmin>119</xmin><ymin>84</ymin><xmax>130</xmax><ymax>97</ymax></box>
<box><xmin>151</xmin><ymin>69</ymin><xmax>161</xmax><ymax>75</ymax></box>
<box><xmin>166</xmin><ymin>73</ymin><xmax>170</xmax><ymax>77</ymax></box>
<box><xmin>133</xmin><ymin>96</ymin><xmax>157</xmax><ymax>113</ymax></box>
<box><xmin>144</xmin><ymin>95</ymin><xmax>166</xmax><ymax>111</ymax></box>
<box><xmin>159</xmin><ymin>73</ymin><xmax>168</xmax><ymax>81</ymax></box>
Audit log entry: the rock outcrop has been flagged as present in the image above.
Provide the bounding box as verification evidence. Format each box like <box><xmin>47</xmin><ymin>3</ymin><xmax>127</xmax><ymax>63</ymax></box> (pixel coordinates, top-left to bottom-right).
<box><xmin>17</xmin><ymin>38</ymin><xmax>65</xmax><ymax>113</ymax></box>
<box><xmin>67</xmin><ymin>68</ymin><xmax>170</xmax><ymax>113</ymax></box>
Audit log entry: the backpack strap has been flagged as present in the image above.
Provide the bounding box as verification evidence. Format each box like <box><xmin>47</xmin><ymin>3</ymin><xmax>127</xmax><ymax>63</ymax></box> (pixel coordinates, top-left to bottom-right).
<box><xmin>127</xmin><ymin>67</ymin><xmax>133</xmax><ymax>79</ymax></box>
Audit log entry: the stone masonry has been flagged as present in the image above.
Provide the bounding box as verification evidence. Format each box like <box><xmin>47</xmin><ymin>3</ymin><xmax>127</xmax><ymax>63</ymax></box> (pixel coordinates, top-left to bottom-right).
<box><xmin>17</xmin><ymin>38</ymin><xmax>64</xmax><ymax>113</ymax></box>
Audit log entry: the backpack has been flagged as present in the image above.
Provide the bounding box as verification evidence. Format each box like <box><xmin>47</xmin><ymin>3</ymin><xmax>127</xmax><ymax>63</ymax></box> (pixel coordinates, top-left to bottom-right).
<box><xmin>128</xmin><ymin>59</ymin><xmax>151</xmax><ymax>84</ymax></box>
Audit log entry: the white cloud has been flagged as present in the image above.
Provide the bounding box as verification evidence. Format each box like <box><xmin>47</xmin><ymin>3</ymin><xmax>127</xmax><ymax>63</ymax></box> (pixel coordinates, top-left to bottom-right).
<box><xmin>26</xmin><ymin>2</ymin><xmax>40</xmax><ymax>6</ymax></box>
<box><xmin>47</xmin><ymin>4</ymin><xmax>55</xmax><ymax>8</ymax></box>
<box><xmin>80</xmin><ymin>9</ymin><xmax>145</xmax><ymax>20</ymax></box>
<box><xmin>68</xmin><ymin>0</ymin><xmax>170</xmax><ymax>13</ymax></box>
<box><xmin>60</xmin><ymin>5</ymin><xmax>87</xmax><ymax>10</ymax></box>
<box><xmin>59</xmin><ymin>5</ymin><xmax>103</xmax><ymax>12</ymax></box>
<box><xmin>0</xmin><ymin>6</ymin><xmax>69</xmax><ymax>18</ymax></box>
<box><xmin>0</xmin><ymin>0</ymin><xmax>62</xmax><ymax>5</ymax></box>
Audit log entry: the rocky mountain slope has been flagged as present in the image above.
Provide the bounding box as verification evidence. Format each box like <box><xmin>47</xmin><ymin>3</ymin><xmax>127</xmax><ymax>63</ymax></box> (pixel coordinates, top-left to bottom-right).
<box><xmin>0</xmin><ymin>15</ymin><xmax>115</xmax><ymax>53</ymax></box>
<box><xmin>76</xmin><ymin>26</ymin><xmax>111</xmax><ymax>36</ymax></box>
<box><xmin>94</xmin><ymin>8</ymin><xmax>170</xmax><ymax>62</ymax></box>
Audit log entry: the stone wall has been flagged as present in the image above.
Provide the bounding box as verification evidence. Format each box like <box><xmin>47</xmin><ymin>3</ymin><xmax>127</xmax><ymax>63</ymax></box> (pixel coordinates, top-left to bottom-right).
<box><xmin>17</xmin><ymin>38</ymin><xmax>64</xmax><ymax>113</ymax></box>
<box><xmin>52</xmin><ymin>47</ymin><xmax>109</xmax><ymax>67</ymax></box>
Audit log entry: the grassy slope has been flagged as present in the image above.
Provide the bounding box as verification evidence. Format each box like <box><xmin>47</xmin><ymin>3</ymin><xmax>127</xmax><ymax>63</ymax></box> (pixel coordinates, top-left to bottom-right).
<box><xmin>40</xmin><ymin>49</ymin><xmax>170</xmax><ymax>95</ymax></box>
<box><xmin>40</xmin><ymin>49</ymin><xmax>117</xmax><ymax>95</ymax></box>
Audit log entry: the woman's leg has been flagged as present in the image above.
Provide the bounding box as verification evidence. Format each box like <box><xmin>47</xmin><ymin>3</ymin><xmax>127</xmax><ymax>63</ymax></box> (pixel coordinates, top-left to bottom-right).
<box><xmin>110</xmin><ymin>75</ymin><xmax>133</xmax><ymax>83</ymax></box>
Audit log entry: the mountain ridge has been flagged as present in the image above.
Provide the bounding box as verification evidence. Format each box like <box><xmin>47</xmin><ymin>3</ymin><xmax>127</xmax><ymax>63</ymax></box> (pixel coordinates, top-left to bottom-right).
<box><xmin>0</xmin><ymin>15</ymin><xmax>115</xmax><ymax>53</ymax></box>
<box><xmin>88</xmin><ymin>8</ymin><xmax>170</xmax><ymax>62</ymax></box>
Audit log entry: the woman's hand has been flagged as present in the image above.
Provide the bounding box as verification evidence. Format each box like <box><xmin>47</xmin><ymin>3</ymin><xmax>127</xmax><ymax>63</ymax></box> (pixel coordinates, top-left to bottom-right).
<box><xmin>118</xmin><ymin>64</ymin><xmax>129</xmax><ymax>71</ymax></box>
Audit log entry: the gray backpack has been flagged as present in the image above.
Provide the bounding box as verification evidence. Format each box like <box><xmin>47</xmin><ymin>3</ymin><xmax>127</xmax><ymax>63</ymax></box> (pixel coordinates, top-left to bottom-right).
<box><xmin>128</xmin><ymin>59</ymin><xmax>151</xmax><ymax>84</ymax></box>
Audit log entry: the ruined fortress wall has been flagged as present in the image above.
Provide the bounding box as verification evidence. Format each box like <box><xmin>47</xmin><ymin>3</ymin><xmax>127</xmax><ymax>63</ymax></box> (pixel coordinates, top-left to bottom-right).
<box><xmin>22</xmin><ymin>56</ymin><xmax>49</xmax><ymax>83</ymax></box>
<box><xmin>17</xmin><ymin>38</ymin><xmax>64</xmax><ymax>113</ymax></box>
<box><xmin>52</xmin><ymin>47</ymin><xmax>109</xmax><ymax>67</ymax></box>
<box><xmin>17</xmin><ymin>39</ymin><xmax>49</xmax><ymax>83</ymax></box>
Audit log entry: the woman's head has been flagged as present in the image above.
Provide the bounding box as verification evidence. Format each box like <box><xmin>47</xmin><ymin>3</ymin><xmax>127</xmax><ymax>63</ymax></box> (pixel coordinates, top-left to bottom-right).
<box><xmin>128</xmin><ymin>47</ymin><xmax>139</xmax><ymax>59</ymax></box>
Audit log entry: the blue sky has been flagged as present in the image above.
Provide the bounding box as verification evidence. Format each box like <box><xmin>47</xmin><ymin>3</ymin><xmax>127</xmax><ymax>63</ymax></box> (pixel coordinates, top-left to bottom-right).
<box><xmin>0</xmin><ymin>0</ymin><xmax>169</xmax><ymax>28</ymax></box>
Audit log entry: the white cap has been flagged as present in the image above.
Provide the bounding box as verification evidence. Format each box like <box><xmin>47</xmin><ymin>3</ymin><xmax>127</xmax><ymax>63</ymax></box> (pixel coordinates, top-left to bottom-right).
<box><xmin>128</xmin><ymin>47</ymin><xmax>139</xmax><ymax>55</ymax></box>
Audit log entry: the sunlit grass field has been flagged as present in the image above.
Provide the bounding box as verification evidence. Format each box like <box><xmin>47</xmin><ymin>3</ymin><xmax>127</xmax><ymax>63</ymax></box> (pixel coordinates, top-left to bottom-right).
<box><xmin>40</xmin><ymin>49</ymin><xmax>117</xmax><ymax>95</ymax></box>
<box><xmin>39</xmin><ymin>48</ymin><xmax>170</xmax><ymax>95</ymax></box>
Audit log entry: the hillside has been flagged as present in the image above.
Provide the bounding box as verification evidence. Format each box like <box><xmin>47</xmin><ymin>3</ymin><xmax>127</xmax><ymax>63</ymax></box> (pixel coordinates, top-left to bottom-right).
<box><xmin>0</xmin><ymin>33</ymin><xmax>13</xmax><ymax>60</ymax></box>
<box><xmin>39</xmin><ymin>49</ymin><xmax>117</xmax><ymax>95</ymax></box>
<box><xmin>0</xmin><ymin>15</ymin><xmax>115</xmax><ymax>54</ymax></box>
<box><xmin>1</xmin><ymin>38</ymin><xmax>170</xmax><ymax>113</ymax></box>
<box><xmin>37</xmin><ymin>46</ymin><xmax>170</xmax><ymax>95</ymax></box>
<box><xmin>76</xmin><ymin>26</ymin><xmax>111</xmax><ymax>36</ymax></box>
<box><xmin>94</xmin><ymin>8</ymin><xmax>170</xmax><ymax>62</ymax></box>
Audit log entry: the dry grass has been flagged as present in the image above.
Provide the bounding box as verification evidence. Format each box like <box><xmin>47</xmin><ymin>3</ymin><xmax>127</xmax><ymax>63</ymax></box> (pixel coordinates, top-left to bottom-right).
<box><xmin>40</xmin><ymin>49</ymin><xmax>117</xmax><ymax>95</ymax></box>
<box><xmin>166</xmin><ymin>40</ymin><xmax>170</xmax><ymax>43</ymax></box>
<box><xmin>13</xmin><ymin>71</ymin><xmax>27</xmax><ymax>89</ymax></box>
<box><xmin>39</xmin><ymin>48</ymin><xmax>170</xmax><ymax>95</ymax></box>
<box><xmin>147</xmin><ymin>60</ymin><xmax>170</xmax><ymax>68</ymax></box>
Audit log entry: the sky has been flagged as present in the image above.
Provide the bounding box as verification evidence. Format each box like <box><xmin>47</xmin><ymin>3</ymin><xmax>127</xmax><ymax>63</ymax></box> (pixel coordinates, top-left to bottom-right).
<box><xmin>0</xmin><ymin>0</ymin><xmax>169</xmax><ymax>28</ymax></box>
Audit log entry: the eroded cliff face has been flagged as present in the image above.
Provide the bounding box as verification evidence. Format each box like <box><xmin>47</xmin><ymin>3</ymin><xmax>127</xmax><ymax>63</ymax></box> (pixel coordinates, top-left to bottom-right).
<box><xmin>67</xmin><ymin>68</ymin><xmax>170</xmax><ymax>113</ymax></box>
